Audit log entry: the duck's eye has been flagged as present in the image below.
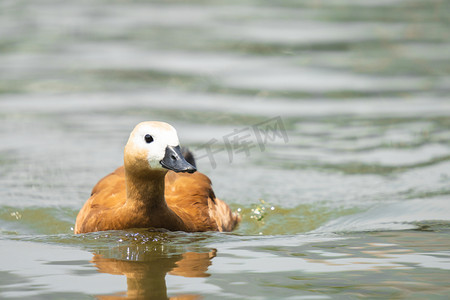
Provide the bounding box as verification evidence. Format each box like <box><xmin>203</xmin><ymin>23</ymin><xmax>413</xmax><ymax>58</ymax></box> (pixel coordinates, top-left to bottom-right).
<box><xmin>144</xmin><ymin>134</ymin><xmax>154</xmax><ymax>143</ymax></box>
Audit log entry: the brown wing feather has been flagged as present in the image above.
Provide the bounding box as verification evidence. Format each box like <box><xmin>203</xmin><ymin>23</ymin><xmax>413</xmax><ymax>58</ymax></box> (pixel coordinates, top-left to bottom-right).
<box><xmin>164</xmin><ymin>171</ymin><xmax>217</xmax><ymax>231</ymax></box>
<box><xmin>164</xmin><ymin>171</ymin><xmax>240</xmax><ymax>232</ymax></box>
<box><xmin>74</xmin><ymin>167</ymin><xmax>127</xmax><ymax>233</ymax></box>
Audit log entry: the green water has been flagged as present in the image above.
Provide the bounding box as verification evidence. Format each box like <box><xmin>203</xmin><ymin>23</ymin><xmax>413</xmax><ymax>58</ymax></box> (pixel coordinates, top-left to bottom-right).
<box><xmin>1</xmin><ymin>0</ymin><xmax>450</xmax><ymax>299</ymax></box>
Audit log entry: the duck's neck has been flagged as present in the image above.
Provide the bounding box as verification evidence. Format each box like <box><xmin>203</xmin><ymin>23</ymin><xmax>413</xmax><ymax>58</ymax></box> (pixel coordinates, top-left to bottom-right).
<box><xmin>124</xmin><ymin>169</ymin><xmax>187</xmax><ymax>231</ymax></box>
<box><xmin>125</xmin><ymin>169</ymin><xmax>167</xmax><ymax>210</ymax></box>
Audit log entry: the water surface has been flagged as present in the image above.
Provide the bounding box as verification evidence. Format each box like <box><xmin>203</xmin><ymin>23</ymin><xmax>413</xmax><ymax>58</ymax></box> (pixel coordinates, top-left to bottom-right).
<box><xmin>1</xmin><ymin>0</ymin><xmax>449</xmax><ymax>299</ymax></box>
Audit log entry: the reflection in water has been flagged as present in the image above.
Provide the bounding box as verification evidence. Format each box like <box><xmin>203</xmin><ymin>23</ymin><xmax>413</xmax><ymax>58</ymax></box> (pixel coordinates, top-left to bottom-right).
<box><xmin>92</xmin><ymin>242</ymin><xmax>216</xmax><ymax>300</ymax></box>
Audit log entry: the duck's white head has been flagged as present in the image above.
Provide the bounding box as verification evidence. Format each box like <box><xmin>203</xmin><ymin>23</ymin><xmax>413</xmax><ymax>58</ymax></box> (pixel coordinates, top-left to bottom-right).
<box><xmin>124</xmin><ymin>121</ymin><xmax>196</xmax><ymax>175</ymax></box>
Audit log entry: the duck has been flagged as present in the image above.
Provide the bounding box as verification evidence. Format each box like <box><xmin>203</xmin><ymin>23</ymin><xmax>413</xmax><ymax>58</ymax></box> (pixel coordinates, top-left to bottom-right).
<box><xmin>74</xmin><ymin>121</ymin><xmax>240</xmax><ymax>234</ymax></box>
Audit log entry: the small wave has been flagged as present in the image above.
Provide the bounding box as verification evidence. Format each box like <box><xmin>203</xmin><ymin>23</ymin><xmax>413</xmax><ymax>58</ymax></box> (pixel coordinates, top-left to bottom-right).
<box><xmin>315</xmin><ymin>197</ymin><xmax>450</xmax><ymax>233</ymax></box>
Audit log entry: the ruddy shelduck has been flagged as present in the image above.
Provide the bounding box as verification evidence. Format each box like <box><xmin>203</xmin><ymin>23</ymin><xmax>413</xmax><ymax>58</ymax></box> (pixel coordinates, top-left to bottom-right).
<box><xmin>74</xmin><ymin>121</ymin><xmax>240</xmax><ymax>234</ymax></box>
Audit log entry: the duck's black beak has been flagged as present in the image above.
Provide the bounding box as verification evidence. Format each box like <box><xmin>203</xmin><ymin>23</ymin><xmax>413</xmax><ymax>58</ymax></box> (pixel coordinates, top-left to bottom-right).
<box><xmin>160</xmin><ymin>145</ymin><xmax>197</xmax><ymax>173</ymax></box>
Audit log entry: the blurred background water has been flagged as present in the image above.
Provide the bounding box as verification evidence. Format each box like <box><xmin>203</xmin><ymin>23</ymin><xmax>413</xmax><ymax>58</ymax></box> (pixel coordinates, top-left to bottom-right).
<box><xmin>0</xmin><ymin>0</ymin><xmax>449</xmax><ymax>299</ymax></box>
